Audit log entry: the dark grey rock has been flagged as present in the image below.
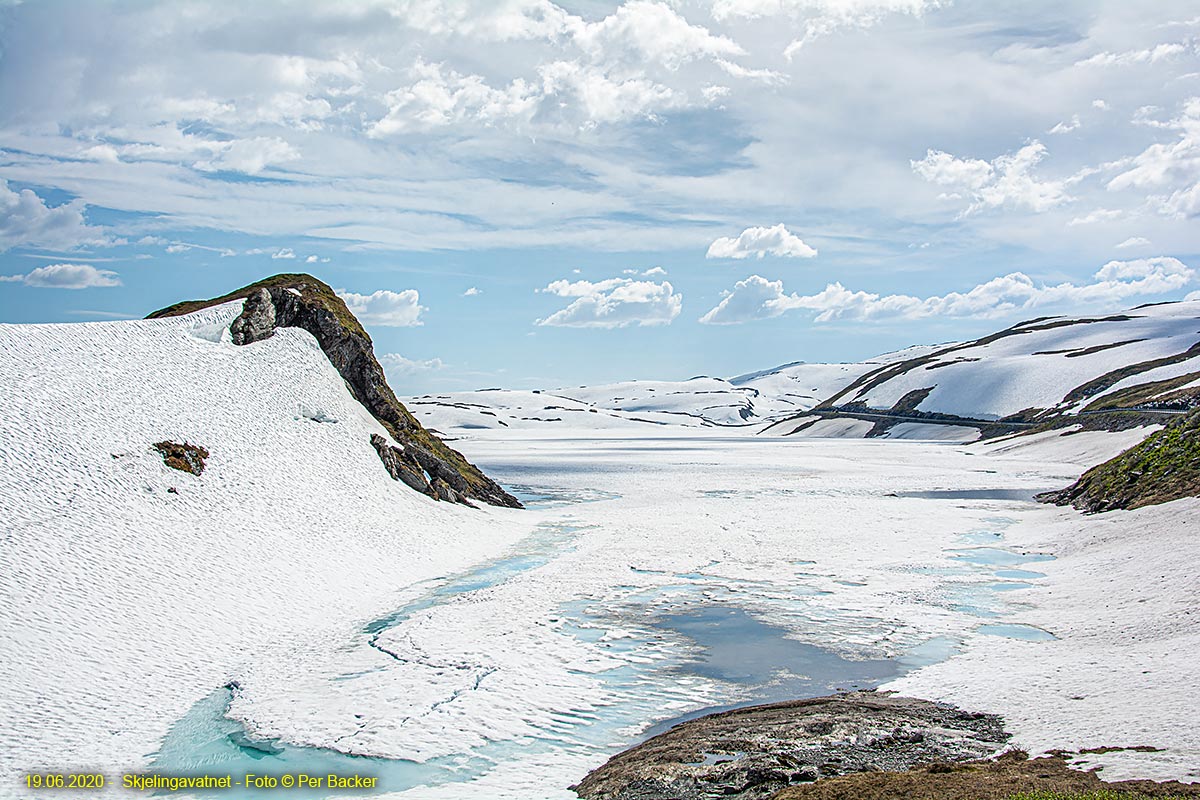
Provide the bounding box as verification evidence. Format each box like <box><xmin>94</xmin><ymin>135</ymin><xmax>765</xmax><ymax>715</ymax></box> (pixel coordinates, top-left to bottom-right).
<box><xmin>230</xmin><ymin>288</ymin><xmax>276</xmax><ymax>345</ymax></box>
<box><xmin>370</xmin><ymin>434</ymin><xmax>435</xmax><ymax>498</ymax></box>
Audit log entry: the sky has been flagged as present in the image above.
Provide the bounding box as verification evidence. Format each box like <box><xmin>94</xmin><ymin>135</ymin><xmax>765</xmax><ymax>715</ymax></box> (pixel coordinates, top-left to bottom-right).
<box><xmin>1</xmin><ymin>0</ymin><xmax>1199</xmax><ymax>393</ymax></box>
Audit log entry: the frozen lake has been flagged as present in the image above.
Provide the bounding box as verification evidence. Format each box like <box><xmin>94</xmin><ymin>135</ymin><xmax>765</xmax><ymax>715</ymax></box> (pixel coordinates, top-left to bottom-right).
<box><xmin>151</xmin><ymin>433</ymin><xmax>1071</xmax><ymax>799</ymax></box>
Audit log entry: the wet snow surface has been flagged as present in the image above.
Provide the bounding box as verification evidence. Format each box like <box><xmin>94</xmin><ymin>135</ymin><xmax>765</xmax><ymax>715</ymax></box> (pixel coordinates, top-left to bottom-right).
<box><xmin>141</xmin><ymin>436</ymin><xmax>1080</xmax><ymax>799</ymax></box>
<box><xmin>2</xmin><ymin>308</ymin><xmax>1198</xmax><ymax>799</ymax></box>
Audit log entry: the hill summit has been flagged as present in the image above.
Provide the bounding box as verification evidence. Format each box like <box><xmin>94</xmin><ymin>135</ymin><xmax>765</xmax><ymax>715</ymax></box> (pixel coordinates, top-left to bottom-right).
<box><xmin>149</xmin><ymin>273</ymin><xmax>520</xmax><ymax>508</ymax></box>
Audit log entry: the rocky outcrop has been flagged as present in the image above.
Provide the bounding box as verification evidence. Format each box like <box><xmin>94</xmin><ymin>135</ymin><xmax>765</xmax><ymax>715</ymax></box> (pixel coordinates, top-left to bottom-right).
<box><xmin>1038</xmin><ymin>406</ymin><xmax>1200</xmax><ymax>513</ymax></box>
<box><xmin>368</xmin><ymin>433</ymin><xmax>475</xmax><ymax>505</ymax></box>
<box><xmin>230</xmin><ymin>288</ymin><xmax>276</xmax><ymax>345</ymax></box>
<box><xmin>149</xmin><ymin>274</ymin><xmax>521</xmax><ymax>508</ymax></box>
<box><xmin>573</xmin><ymin>691</ymin><xmax>1009</xmax><ymax>800</ymax></box>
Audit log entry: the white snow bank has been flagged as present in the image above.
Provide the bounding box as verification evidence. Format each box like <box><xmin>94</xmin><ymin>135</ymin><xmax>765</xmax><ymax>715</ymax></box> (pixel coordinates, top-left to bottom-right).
<box><xmin>882</xmin><ymin>422</ymin><xmax>981</xmax><ymax>442</ymax></box>
<box><xmin>0</xmin><ymin>305</ymin><xmax>531</xmax><ymax>786</ymax></box>
<box><xmin>976</xmin><ymin>425</ymin><xmax>1161</xmax><ymax>467</ymax></box>
<box><xmin>886</xmin><ymin>497</ymin><xmax>1200</xmax><ymax>782</ymax></box>
<box><xmin>783</xmin><ymin>418</ymin><xmax>874</xmax><ymax>438</ymax></box>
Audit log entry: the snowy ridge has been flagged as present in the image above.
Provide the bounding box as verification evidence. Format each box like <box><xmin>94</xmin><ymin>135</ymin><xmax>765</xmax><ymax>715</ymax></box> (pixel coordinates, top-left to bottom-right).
<box><xmin>0</xmin><ymin>304</ymin><xmax>533</xmax><ymax>785</ymax></box>
<box><xmin>834</xmin><ymin>301</ymin><xmax>1200</xmax><ymax>421</ymax></box>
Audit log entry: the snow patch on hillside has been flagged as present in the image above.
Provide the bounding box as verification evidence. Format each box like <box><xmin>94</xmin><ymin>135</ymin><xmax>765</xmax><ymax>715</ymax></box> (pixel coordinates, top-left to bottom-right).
<box><xmin>852</xmin><ymin>302</ymin><xmax>1200</xmax><ymax>419</ymax></box>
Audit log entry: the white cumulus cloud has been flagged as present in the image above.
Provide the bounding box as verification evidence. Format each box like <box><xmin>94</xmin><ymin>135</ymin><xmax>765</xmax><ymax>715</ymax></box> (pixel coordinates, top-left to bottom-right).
<box><xmin>912</xmin><ymin>141</ymin><xmax>1070</xmax><ymax>215</ymax></box>
<box><xmin>1106</xmin><ymin>97</ymin><xmax>1200</xmax><ymax>218</ymax></box>
<box><xmin>1116</xmin><ymin>236</ymin><xmax>1151</xmax><ymax>249</ymax></box>
<box><xmin>715</xmin><ymin>59</ymin><xmax>787</xmax><ymax>85</ymax></box>
<box><xmin>1048</xmin><ymin>115</ymin><xmax>1081</xmax><ymax>134</ymax></box>
<box><xmin>537</xmin><ymin>276</ymin><xmax>682</xmax><ymax>328</ymax></box>
<box><xmin>1076</xmin><ymin>41</ymin><xmax>1193</xmax><ymax>68</ymax></box>
<box><xmin>337</xmin><ymin>288</ymin><xmax>426</xmax><ymax>327</ymax></box>
<box><xmin>463</xmin><ymin>286</ymin><xmax>482</xmax><ymax>296</ymax></box>
<box><xmin>0</xmin><ymin>263</ymin><xmax>122</xmax><ymax>289</ymax></box>
<box><xmin>700</xmin><ymin>258</ymin><xmax>1195</xmax><ymax>324</ymax></box>
<box><xmin>706</xmin><ymin>224</ymin><xmax>818</xmax><ymax>259</ymax></box>
<box><xmin>192</xmin><ymin>136</ymin><xmax>300</xmax><ymax>175</ymax></box>
<box><xmin>379</xmin><ymin>353</ymin><xmax>445</xmax><ymax>374</ymax></box>
<box><xmin>710</xmin><ymin>0</ymin><xmax>946</xmax><ymax>57</ymax></box>
<box><xmin>1068</xmin><ymin>208</ymin><xmax>1123</xmax><ymax>226</ymax></box>
<box><xmin>0</xmin><ymin>180</ymin><xmax>112</xmax><ymax>252</ymax></box>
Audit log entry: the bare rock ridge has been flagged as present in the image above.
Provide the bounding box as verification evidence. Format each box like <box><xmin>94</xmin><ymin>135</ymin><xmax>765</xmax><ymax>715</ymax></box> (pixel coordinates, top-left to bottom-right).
<box><xmin>148</xmin><ymin>274</ymin><xmax>521</xmax><ymax>508</ymax></box>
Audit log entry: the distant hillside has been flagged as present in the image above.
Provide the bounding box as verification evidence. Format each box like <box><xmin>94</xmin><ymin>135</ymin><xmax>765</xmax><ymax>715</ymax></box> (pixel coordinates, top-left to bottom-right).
<box><xmin>407</xmin><ymin>348</ymin><xmax>937</xmax><ymax>434</ymax></box>
<box><xmin>404</xmin><ymin>300</ymin><xmax>1200</xmax><ymax>446</ymax></box>
<box><xmin>818</xmin><ymin>302</ymin><xmax>1200</xmax><ymax>421</ymax></box>
<box><xmin>760</xmin><ymin>301</ymin><xmax>1200</xmax><ymax>441</ymax></box>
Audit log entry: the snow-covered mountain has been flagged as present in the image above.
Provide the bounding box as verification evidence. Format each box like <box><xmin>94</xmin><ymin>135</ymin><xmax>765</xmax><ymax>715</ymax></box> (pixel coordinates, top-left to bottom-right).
<box><xmin>410</xmin><ymin>301</ymin><xmax>1200</xmax><ymax>440</ymax></box>
<box><xmin>408</xmin><ymin>346</ymin><xmax>941</xmax><ymax>434</ymax></box>
<box><xmin>817</xmin><ymin>300</ymin><xmax>1200</xmax><ymax>422</ymax></box>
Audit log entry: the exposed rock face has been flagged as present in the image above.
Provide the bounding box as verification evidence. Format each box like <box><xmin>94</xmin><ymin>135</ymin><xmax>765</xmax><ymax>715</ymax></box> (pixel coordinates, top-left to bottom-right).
<box><xmin>573</xmin><ymin>691</ymin><xmax>1009</xmax><ymax>800</ymax></box>
<box><xmin>367</xmin><ymin>433</ymin><xmax>461</xmax><ymax>503</ymax></box>
<box><xmin>230</xmin><ymin>288</ymin><xmax>276</xmax><ymax>345</ymax></box>
<box><xmin>1038</xmin><ymin>406</ymin><xmax>1200</xmax><ymax>512</ymax></box>
<box><xmin>149</xmin><ymin>274</ymin><xmax>521</xmax><ymax>508</ymax></box>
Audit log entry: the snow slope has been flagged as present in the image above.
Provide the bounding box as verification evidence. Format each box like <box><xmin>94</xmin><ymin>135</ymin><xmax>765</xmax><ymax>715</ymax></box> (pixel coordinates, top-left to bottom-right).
<box><xmin>840</xmin><ymin>301</ymin><xmax>1200</xmax><ymax>420</ymax></box>
<box><xmin>888</xmin><ymin>461</ymin><xmax>1200</xmax><ymax>780</ymax></box>
<box><xmin>0</xmin><ymin>304</ymin><xmax>532</xmax><ymax>787</ymax></box>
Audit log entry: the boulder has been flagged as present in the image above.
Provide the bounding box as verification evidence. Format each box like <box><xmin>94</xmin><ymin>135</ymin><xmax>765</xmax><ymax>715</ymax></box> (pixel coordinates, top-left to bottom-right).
<box><xmin>230</xmin><ymin>288</ymin><xmax>276</xmax><ymax>345</ymax></box>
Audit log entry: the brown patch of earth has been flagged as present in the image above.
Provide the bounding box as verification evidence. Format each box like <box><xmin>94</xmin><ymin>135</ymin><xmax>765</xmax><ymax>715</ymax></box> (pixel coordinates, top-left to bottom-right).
<box><xmin>772</xmin><ymin>750</ymin><xmax>1200</xmax><ymax>800</ymax></box>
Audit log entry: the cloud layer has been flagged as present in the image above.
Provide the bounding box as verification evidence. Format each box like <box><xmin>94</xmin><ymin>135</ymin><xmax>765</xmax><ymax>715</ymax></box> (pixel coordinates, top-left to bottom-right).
<box><xmin>0</xmin><ymin>263</ymin><xmax>122</xmax><ymax>289</ymax></box>
<box><xmin>0</xmin><ymin>180</ymin><xmax>112</xmax><ymax>252</ymax></box>
<box><xmin>379</xmin><ymin>353</ymin><xmax>445</xmax><ymax>374</ymax></box>
<box><xmin>912</xmin><ymin>142</ymin><xmax>1070</xmax><ymax>215</ymax></box>
<box><xmin>700</xmin><ymin>258</ymin><xmax>1195</xmax><ymax>324</ymax></box>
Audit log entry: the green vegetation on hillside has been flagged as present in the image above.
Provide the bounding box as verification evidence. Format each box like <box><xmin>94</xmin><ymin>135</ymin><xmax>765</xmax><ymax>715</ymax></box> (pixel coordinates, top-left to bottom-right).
<box><xmin>1040</xmin><ymin>407</ymin><xmax>1200</xmax><ymax>512</ymax></box>
<box><xmin>1007</xmin><ymin>792</ymin><xmax>1193</xmax><ymax>800</ymax></box>
<box><xmin>148</xmin><ymin>273</ymin><xmax>369</xmax><ymax>339</ymax></box>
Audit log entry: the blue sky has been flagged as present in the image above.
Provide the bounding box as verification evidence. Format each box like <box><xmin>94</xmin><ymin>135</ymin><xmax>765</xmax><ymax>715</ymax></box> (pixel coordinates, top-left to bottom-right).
<box><xmin>2</xmin><ymin>0</ymin><xmax>1199</xmax><ymax>392</ymax></box>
